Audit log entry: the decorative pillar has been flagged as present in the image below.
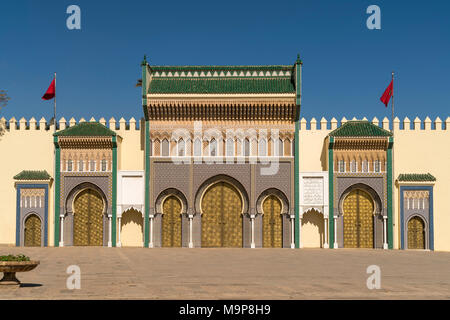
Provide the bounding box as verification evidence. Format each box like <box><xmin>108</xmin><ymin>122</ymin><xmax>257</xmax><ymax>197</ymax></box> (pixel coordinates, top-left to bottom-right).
<box><xmin>383</xmin><ymin>216</ymin><xmax>388</xmax><ymax>249</ymax></box>
<box><xmin>298</xmin><ymin>215</ymin><xmax>303</xmax><ymax>248</ymax></box>
<box><xmin>188</xmin><ymin>214</ymin><xmax>194</xmax><ymax>248</ymax></box>
<box><xmin>108</xmin><ymin>215</ymin><xmax>112</xmax><ymax>247</ymax></box>
<box><xmin>333</xmin><ymin>216</ymin><xmax>338</xmax><ymax>248</ymax></box>
<box><xmin>290</xmin><ymin>214</ymin><xmax>295</xmax><ymax>249</ymax></box>
<box><xmin>294</xmin><ymin>54</ymin><xmax>302</xmax><ymax>248</ymax></box>
<box><xmin>117</xmin><ymin>216</ymin><xmax>122</xmax><ymax>247</ymax></box>
<box><xmin>323</xmin><ymin>218</ymin><xmax>329</xmax><ymax>248</ymax></box>
<box><xmin>59</xmin><ymin>215</ymin><xmax>64</xmax><ymax>247</ymax></box>
<box><xmin>250</xmin><ymin>214</ymin><xmax>255</xmax><ymax>248</ymax></box>
<box><xmin>149</xmin><ymin>214</ymin><xmax>154</xmax><ymax>248</ymax></box>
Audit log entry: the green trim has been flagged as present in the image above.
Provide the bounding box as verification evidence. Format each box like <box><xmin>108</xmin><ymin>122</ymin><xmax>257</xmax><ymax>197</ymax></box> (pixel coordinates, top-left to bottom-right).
<box><xmin>54</xmin><ymin>137</ymin><xmax>60</xmax><ymax>247</ymax></box>
<box><xmin>144</xmin><ymin>121</ymin><xmax>150</xmax><ymax>247</ymax></box>
<box><xmin>387</xmin><ymin>136</ymin><xmax>393</xmax><ymax>249</ymax></box>
<box><xmin>328</xmin><ymin>137</ymin><xmax>334</xmax><ymax>248</ymax></box>
<box><xmin>294</xmin><ymin>56</ymin><xmax>301</xmax><ymax>248</ymax></box>
<box><xmin>150</xmin><ymin>65</ymin><xmax>293</xmax><ymax>73</ymax></box>
<box><xmin>294</xmin><ymin>121</ymin><xmax>300</xmax><ymax>248</ymax></box>
<box><xmin>397</xmin><ymin>173</ymin><xmax>436</xmax><ymax>182</ymax></box>
<box><xmin>329</xmin><ymin>121</ymin><xmax>393</xmax><ymax>137</ymax></box>
<box><xmin>112</xmin><ymin>136</ymin><xmax>117</xmax><ymax>247</ymax></box>
<box><xmin>14</xmin><ymin>170</ymin><xmax>51</xmax><ymax>180</ymax></box>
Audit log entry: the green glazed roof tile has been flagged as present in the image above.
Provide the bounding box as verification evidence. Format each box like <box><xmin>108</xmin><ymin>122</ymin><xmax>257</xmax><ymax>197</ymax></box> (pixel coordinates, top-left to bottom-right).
<box><xmin>397</xmin><ymin>173</ymin><xmax>436</xmax><ymax>182</ymax></box>
<box><xmin>54</xmin><ymin>122</ymin><xmax>116</xmax><ymax>137</ymax></box>
<box><xmin>329</xmin><ymin>121</ymin><xmax>393</xmax><ymax>137</ymax></box>
<box><xmin>149</xmin><ymin>78</ymin><xmax>295</xmax><ymax>94</ymax></box>
<box><xmin>14</xmin><ymin>170</ymin><xmax>51</xmax><ymax>180</ymax></box>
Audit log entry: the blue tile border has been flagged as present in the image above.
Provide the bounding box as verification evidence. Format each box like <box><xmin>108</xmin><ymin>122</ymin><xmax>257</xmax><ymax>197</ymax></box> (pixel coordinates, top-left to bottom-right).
<box><xmin>400</xmin><ymin>185</ymin><xmax>434</xmax><ymax>250</ymax></box>
<box><xmin>15</xmin><ymin>183</ymin><xmax>49</xmax><ymax>247</ymax></box>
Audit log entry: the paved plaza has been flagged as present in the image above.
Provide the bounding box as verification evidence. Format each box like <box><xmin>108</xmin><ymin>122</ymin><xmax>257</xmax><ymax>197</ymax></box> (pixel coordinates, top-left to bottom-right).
<box><xmin>0</xmin><ymin>247</ymin><xmax>449</xmax><ymax>299</ymax></box>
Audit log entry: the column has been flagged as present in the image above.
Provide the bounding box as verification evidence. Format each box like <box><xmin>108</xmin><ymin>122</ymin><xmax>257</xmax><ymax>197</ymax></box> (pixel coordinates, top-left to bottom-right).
<box><xmin>108</xmin><ymin>215</ymin><xmax>112</xmax><ymax>247</ymax></box>
<box><xmin>149</xmin><ymin>214</ymin><xmax>154</xmax><ymax>248</ymax></box>
<box><xmin>299</xmin><ymin>215</ymin><xmax>303</xmax><ymax>248</ymax></box>
<box><xmin>117</xmin><ymin>216</ymin><xmax>122</xmax><ymax>247</ymax></box>
<box><xmin>59</xmin><ymin>215</ymin><xmax>64</xmax><ymax>247</ymax></box>
<box><xmin>323</xmin><ymin>218</ymin><xmax>329</xmax><ymax>248</ymax></box>
<box><xmin>333</xmin><ymin>216</ymin><xmax>338</xmax><ymax>248</ymax></box>
<box><xmin>383</xmin><ymin>216</ymin><xmax>388</xmax><ymax>249</ymax></box>
<box><xmin>188</xmin><ymin>214</ymin><xmax>194</xmax><ymax>248</ymax></box>
<box><xmin>290</xmin><ymin>214</ymin><xmax>295</xmax><ymax>249</ymax></box>
<box><xmin>250</xmin><ymin>214</ymin><xmax>255</xmax><ymax>248</ymax></box>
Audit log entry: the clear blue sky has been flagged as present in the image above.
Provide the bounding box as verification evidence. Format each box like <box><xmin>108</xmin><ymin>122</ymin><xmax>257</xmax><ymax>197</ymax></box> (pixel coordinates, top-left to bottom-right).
<box><xmin>0</xmin><ymin>0</ymin><xmax>449</xmax><ymax>125</ymax></box>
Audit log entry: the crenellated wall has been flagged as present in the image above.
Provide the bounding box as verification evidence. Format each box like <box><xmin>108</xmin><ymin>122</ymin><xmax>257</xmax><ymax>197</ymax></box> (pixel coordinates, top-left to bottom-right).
<box><xmin>0</xmin><ymin>117</ymin><xmax>144</xmax><ymax>245</ymax></box>
<box><xmin>0</xmin><ymin>115</ymin><xmax>448</xmax><ymax>250</ymax></box>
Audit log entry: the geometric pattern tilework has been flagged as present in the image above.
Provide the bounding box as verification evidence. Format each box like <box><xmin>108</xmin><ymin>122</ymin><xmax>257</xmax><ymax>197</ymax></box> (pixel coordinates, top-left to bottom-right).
<box><xmin>73</xmin><ymin>189</ymin><xmax>104</xmax><ymax>246</ymax></box>
<box><xmin>262</xmin><ymin>195</ymin><xmax>283</xmax><ymax>248</ymax></box>
<box><xmin>201</xmin><ymin>182</ymin><xmax>243</xmax><ymax>247</ymax></box>
<box><xmin>162</xmin><ymin>195</ymin><xmax>182</xmax><ymax>247</ymax></box>
<box><xmin>343</xmin><ymin>189</ymin><xmax>374</xmax><ymax>248</ymax></box>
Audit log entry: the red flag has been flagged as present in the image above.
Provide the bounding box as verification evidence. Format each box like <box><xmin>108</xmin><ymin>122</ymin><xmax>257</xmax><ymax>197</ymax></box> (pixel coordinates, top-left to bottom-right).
<box><xmin>42</xmin><ymin>78</ymin><xmax>55</xmax><ymax>100</ymax></box>
<box><xmin>380</xmin><ymin>80</ymin><xmax>393</xmax><ymax>107</ymax></box>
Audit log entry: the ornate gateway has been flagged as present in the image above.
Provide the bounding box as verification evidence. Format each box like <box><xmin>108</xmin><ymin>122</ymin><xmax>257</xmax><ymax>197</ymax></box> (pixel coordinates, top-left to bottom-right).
<box><xmin>162</xmin><ymin>196</ymin><xmax>182</xmax><ymax>247</ymax></box>
<box><xmin>201</xmin><ymin>182</ymin><xmax>243</xmax><ymax>247</ymax></box>
<box><xmin>73</xmin><ymin>189</ymin><xmax>104</xmax><ymax>246</ymax></box>
<box><xmin>262</xmin><ymin>195</ymin><xmax>283</xmax><ymax>248</ymax></box>
<box><xmin>24</xmin><ymin>214</ymin><xmax>41</xmax><ymax>247</ymax></box>
<box><xmin>408</xmin><ymin>216</ymin><xmax>425</xmax><ymax>249</ymax></box>
<box><xmin>343</xmin><ymin>189</ymin><xmax>374</xmax><ymax>248</ymax></box>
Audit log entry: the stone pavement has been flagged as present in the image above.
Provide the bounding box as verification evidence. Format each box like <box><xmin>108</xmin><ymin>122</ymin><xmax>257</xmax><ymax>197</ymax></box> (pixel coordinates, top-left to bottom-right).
<box><xmin>0</xmin><ymin>247</ymin><xmax>449</xmax><ymax>299</ymax></box>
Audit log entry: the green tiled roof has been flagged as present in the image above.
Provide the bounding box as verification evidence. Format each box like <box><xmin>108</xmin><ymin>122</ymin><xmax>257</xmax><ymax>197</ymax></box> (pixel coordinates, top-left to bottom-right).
<box><xmin>146</xmin><ymin>64</ymin><xmax>296</xmax><ymax>94</ymax></box>
<box><xmin>14</xmin><ymin>170</ymin><xmax>51</xmax><ymax>180</ymax></box>
<box><xmin>397</xmin><ymin>173</ymin><xmax>436</xmax><ymax>182</ymax></box>
<box><xmin>149</xmin><ymin>78</ymin><xmax>295</xmax><ymax>94</ymax></box>
<box><xmin>329</xmin><ymin>121</ymin><xmax>393</xmax><ymax>137</ymax></box>
<box><xmin>54</xmin><ymin>122</ymin><xmax>116</xmax><ymax>137</ymax></box>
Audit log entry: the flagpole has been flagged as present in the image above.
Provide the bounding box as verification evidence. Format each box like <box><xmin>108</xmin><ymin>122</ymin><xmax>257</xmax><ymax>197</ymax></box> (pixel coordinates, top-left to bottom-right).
<box><xmin>54</xmin><ymin>72</ymin><xmax>56</xmax><ymax>133</ymax></box>
<box><xmin>391</xmin><ymin>71</ymin><xmax>394</xmax><ymax>131</ymax></box>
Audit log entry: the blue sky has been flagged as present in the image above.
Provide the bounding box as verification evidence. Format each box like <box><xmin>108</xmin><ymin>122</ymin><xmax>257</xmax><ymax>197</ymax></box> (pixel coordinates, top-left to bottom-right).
<box><xmin>0</xmin><ymin>0</ymin><xmax>449</xmax><ymax>125</ymax></box>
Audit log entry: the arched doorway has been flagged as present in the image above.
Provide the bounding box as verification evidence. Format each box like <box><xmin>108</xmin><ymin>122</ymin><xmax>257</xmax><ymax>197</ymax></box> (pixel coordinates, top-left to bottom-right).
<box><xmin>262</xmin><ymin>195</ymin><xmax>282</xmax><ymax>248</ymax></box>
<box><xmin>162</xmin><ymin>195</ymin><xmax>182</xmax><ymax>247</ymax></box>
<box><xmin>73</xmin><ymin>188</ymin><xmax>104</xmax><ymax>246</ymax></box>
<box><xmin>301</xmin><ymin>210</ymin><xmax>324</xmax><ymax>248</ymax></box>
<box><xmin>201</xmin><ymin>181</ymin><xmax>243</xmax><ymax>247</ymax></box>
<box><xmin>343</xmin><ymin>189</ymin><xmax>374</xmax><ymax>248</ymax></box>
<box><xmin>24</xmin><ymin>214</ymin><xmax>41</xmax><ymax>247</ymax></box>
<box><xmin>408</xmin><ymin>216</ymin><xmax>425</xmax><ymax>249</ymax></box>
<box><xmin>121</xmin><ymin>209</ymin><xmax>143</xmax><ymax>247</ymax></box>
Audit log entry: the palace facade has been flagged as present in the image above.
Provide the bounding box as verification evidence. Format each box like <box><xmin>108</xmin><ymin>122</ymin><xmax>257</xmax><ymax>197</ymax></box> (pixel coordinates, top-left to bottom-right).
<box><xmin>0</xmin><ymin>56</ymin><xmax>449</xmax><ymax>250</ymax></box>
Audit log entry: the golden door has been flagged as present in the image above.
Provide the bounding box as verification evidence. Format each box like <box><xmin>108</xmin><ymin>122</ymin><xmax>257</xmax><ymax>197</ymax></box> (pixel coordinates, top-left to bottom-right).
<box><xmin>73</xmin><ymin>189</ymin><xmax>104</xmax><ymax>246</ymax></box>
<box><xmin>24</xmin><ymin>214</ymin><xmax>41</xmax><ymax>247</ymax></box>
<box><xmin>162</xmin><ymin>196</ymin><xmax>182</xmax><ymax>247</ymax></box>
<box><xmin>343</xmin><ymin>189</ymin><xmax>374</xmax><ymax>248</ymax></box>
<box><xmin>201</xmin><ymin>182</ymin><xmax>243</xmax><ymax>247</ymax></box>
<box><xmin>408</xmin><ymin>216</ymin><xmax>425</xmax><ymax>249</ymax></box>
<box><xmin>262</xmin><ymin>195</ymin><xmax>283</xmax><ymax>248</ymax></box>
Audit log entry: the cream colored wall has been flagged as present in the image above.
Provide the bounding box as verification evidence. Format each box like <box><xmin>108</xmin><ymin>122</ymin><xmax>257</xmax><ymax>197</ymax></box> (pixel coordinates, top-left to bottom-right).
<box><xmin>393</xmin><ymin>117</ymin><xmax>450</xmax><ymax>251</ymax></box>
<box><xmin>111</xmin><ymin>118</ymin><xmax>144</xmax><ymax>171</ymax></box>
<box><xmin>298</xmin><ymin>118</ymin><xmax>331</xmax><ymax>172</ymax></box>
<box><xmin>0</xmin><ymin>118</ymin><xmax>54</xmax><ymax>246</ymax></box>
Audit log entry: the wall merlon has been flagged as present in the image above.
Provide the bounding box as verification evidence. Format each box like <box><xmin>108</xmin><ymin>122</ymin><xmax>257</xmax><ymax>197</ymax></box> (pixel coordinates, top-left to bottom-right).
<box><xmin>330</xmin><ymin>117</ymin><xmax>338</xmax><ymax>130</ymax></box>
<box><xmin>413</xmin><ymin>117</ymin><xmax>421</xmax><ymax>130</ymax></box>
<box><xmin>372</xmin><ymin>117</ymin><xmax>379</xmax><ymax>126</ymax></box>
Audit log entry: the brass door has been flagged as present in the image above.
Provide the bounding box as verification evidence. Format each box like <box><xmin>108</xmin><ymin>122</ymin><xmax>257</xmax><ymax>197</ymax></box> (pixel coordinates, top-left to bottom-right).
<box><xmin>73</xmin><ymin>189</ymin><xmax>104</xmax><ymax>246</ymax></box>
<box><xmin>262</xmin><ymin>195</ymin><xmax>283</xmax><ymax>248</ymax></box>
<box><xmin>343</xmin><ymin>189</ymin><xmax>374</xmax><ymax>248</ymax></box>
<box><xmin>408</xmin><ymin>216</ymin><xmax>425</xmax><ymax>249</ymax></box>
<box><xmin>24</xmin><ymin>214</ymin><xmax>41</xmax><ymax>247</ymax></box>
<box><xmin>162</xmin><ymin>196</ymin><xmax>182</xmax><ymax>247</ymax></box>
<box><xmin>201</xmin><ymin>182</ymin><xmax>243</xmax><ymax>247</ymax></box>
